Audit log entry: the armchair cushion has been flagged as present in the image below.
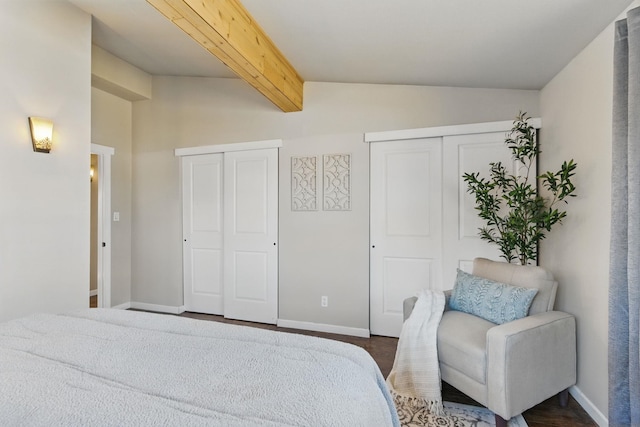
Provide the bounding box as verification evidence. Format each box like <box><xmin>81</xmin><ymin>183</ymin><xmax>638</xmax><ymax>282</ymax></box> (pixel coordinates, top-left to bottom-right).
<box><xmin>450</xmin><ymin>269</ymin><xmax>538</xmax><ymax>324</ymax></box>
<box><xmin>437</xmin><ymin>310</ymin><xmax>494</xmax><ymax>384</ymax></box>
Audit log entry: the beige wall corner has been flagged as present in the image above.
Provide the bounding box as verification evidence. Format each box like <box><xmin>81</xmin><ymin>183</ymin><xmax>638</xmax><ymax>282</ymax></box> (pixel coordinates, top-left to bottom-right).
<box><xmin>539</xmin><ymin>1</ymin><xmax>640</xmax><ymax>424</ymax></box>
<box><xmin>92</xmin><ymin>45</ymin><xmax>152</xmax><ymax>102</ymax></box>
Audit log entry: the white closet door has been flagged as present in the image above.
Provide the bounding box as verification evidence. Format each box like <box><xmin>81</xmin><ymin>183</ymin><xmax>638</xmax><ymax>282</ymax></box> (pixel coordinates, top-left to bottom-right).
<box><xmin>441</xmin><ymin>131</ymin><xmax>533</xmax><ymax>288</ymax></box>
<box><xmin>224</xmin><ymin>148</ymin><xmax>278</xmax><ymax>324</ymax></box>
<box><xmin>370</xmin><ymin>138</ymin><xmax>443</xmax><ymax>337</ymax></box>
<box><xmin>182</xmin><ymin>154</ymin><xmax>224</xmax><ymax>314</ymax></box>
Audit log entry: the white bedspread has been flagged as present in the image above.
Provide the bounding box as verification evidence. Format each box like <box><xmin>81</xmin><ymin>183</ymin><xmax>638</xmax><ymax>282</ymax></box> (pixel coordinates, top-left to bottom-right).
<box><xmin>0</xmin><ymin>309</ymin><xmax>399</xmax><ymax>427</ymax></box>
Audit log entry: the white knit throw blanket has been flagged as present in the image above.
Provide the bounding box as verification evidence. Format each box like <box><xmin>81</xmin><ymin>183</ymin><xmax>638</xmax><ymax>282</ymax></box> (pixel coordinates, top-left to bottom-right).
<box><xmin>386</xmin><ymin>289</ymin><xmax>446</xmax><ymax>415</ymax></box>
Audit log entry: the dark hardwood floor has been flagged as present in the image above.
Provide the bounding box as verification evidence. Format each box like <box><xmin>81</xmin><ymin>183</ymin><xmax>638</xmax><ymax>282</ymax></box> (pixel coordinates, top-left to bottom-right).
<box><xmin>177</xmin><ymin>311</ymin><xmax>597</xmax><ymax>427</ymax></box>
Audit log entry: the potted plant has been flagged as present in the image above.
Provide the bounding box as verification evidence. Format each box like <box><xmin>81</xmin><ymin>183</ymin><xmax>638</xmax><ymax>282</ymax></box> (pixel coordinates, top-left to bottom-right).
<box><xmin>463</xmin><ymin>112</ymin><xmax>577</xmax><ymax>265</ymax></box>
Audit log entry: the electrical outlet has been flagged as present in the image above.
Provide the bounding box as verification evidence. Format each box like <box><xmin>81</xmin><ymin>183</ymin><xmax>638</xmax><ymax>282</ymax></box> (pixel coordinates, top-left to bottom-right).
<box><xmin>321</xmin><ymin>296</ymin><xmax>328</xmax><ymax>307</ymax></box>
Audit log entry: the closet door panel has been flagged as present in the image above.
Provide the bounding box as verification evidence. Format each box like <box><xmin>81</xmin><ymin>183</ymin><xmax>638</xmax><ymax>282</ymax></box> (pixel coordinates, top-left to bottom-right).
<box><xmin>224</xmin><ymin>149</ymin><xmax>278</xmax><ymax>324</ymax></box>
<box><xmin>182</xmin><ymin>154</ymin><xmax>224</xmax><ymax>314</ymax></box>
<box><xmin>234</xmin><ymin>158</ymin><xmax>268</xmax><ymax>233</ymax></box>
<box><xmin>370</xmin><ymin>138</ymin><xmax>443</xmax><ymax>337</ymax></box>
<box><xmin>234</xmin><ymin>251</ymin><xmax>268</xmax><ymax>300</ymax></box>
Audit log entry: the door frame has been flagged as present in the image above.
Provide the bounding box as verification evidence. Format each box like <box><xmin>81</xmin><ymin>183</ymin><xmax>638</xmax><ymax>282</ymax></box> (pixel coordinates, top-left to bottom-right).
<box><xmin>91</xmin><ymin>143</ymin><xmax>115</xmax><ymax>308</ymax></box>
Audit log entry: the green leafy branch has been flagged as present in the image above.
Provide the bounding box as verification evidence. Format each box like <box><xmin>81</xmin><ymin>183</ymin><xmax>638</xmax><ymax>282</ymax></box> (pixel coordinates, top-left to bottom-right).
<box><xmin>462</xmin><ymin>112</ymin><xmax>577</xmax><ymax>265</ymax></box>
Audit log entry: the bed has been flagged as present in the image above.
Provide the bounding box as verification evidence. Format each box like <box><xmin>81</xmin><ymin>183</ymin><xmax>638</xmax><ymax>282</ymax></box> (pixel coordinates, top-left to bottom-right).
<box><xmin>0</xmin><ymin>309</ymin><xmax>399</xmax><ymax>426</ymax></box>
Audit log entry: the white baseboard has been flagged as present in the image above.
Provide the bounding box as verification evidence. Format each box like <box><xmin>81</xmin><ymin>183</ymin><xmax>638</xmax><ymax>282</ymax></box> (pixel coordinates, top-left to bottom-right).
<box><xmin>106</xmin><ymin>304</ymin><xmax>368</xmax><ymax>337</ymax></box>
<box><xmin>89</xmin><ymin>289</ymin><xmax>98</xmax><ymax>297</ymax></box>
<box><xmin>111</xmin><ymin>302</ymin><xmax>131</xmax><ymax>310</ymax></box>
<box><xmin>277</xmin><ymin>319</ymin><xmax>370</xmax><ymax>338</ymax></box>
<box><xmin>129</xmin><ymin>302</ymin><xmax>185</xmax><ymax>315</ymax></box>
<box><xmin>570</xmin><ymin>385</ymin><xmax>608</xmax><ymax>426</ymax></box>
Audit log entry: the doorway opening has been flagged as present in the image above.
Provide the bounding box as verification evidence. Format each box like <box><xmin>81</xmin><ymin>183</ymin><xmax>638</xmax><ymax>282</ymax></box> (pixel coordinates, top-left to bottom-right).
<box><xmin>90</xmin><ymin>154</ymin><xmax>99</xmax><ymax>307</ymax></box>
<box><xmin>90</xmin><ymin>144</ymin><xmax>115</xmax><ymax>308</ymax></box>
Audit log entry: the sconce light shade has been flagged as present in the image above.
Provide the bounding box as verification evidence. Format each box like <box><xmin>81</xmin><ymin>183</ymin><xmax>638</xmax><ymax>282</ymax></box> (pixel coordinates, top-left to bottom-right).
<box><xmin>28</xmin><ymin>117</ymin><xmax>53</xmax><ymax>153</ymax></box>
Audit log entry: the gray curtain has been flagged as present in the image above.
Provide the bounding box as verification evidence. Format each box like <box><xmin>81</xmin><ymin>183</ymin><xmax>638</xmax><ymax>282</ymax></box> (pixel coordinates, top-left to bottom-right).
<box><xmin>610</xmin><ymin>6</ymin><xmax>640</xmax><ymax>427</ymax></box>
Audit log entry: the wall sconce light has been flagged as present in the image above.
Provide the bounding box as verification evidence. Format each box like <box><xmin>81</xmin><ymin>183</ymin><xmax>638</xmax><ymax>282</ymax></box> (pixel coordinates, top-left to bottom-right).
<box><xmin>28</xmin><ymin>117</ymin><xmax>54</xmax><ymax>153</ymax></box>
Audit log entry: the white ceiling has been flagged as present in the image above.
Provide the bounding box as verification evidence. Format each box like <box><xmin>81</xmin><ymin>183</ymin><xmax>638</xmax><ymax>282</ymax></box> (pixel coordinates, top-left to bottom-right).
<box><xmin>70</xmin><ymin>0</ymin><xmax>634</xmax><ymax>90</ymax></box>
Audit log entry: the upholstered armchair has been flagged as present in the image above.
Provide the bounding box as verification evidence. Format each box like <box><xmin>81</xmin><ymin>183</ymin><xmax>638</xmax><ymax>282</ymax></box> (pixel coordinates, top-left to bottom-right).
<box><xmin>403</xmin><ymin>258</ymin><xmax>576</xmax><ymax>427</ymax></box>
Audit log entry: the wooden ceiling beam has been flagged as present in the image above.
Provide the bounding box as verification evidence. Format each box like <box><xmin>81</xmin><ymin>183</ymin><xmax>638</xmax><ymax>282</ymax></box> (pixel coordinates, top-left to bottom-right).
<box><xmin>147</xmin><ymin>0</ymin><xmax>304</xmax><ymax>112</ymax></box>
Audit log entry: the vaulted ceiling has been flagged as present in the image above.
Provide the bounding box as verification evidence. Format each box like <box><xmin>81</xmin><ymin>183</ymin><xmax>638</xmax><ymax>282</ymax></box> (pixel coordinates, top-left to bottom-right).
<box><xmin>70</xmin><ymin>0</ymin><xmax>634</xmax><ymax>110</ymax></box>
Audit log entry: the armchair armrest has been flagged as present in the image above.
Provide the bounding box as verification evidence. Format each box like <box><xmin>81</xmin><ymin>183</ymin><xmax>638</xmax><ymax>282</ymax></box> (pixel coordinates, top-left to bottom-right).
<box><xmin>403</xmin><ymin>290</ymin><xmax>452</xmax><ymax>321</ymax></box>
<box><xmin>403</xmin><ymin>297</ymin><xmax>418</xmax><ymax>321</ymax></box>
<box><xmin>486</xmin><ymin>311</ymin><xmax>576</xmax><ymax>420</ymax></box>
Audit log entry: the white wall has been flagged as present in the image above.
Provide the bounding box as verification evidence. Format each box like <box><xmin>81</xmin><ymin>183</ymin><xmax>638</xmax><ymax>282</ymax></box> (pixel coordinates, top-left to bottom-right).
<box><xmin>0</xmin><ymin>1</ymin><xmax>91</xmax><ymax>321</ymax></box>
<box><xmin>91</xmin><ymin>87</ymin><xmax>133</xmax><ymax>307</ymax></box>
<box><xmin>132</xmin><ymin>77</ymin><xmax>539</xmax><ymax>329</ymax></box>
<box><xmin>539</xmin><ymin>2</ymin><xmax>640</xmax><ymax>423</ymax></box>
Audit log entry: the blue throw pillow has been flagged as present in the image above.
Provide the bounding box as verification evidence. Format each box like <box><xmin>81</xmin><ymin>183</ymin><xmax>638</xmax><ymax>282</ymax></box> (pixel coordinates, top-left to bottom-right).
<box><xmin>449</xmin><ymin>269</ymin><xmax>538</xmax><ymax>324</ymax></box>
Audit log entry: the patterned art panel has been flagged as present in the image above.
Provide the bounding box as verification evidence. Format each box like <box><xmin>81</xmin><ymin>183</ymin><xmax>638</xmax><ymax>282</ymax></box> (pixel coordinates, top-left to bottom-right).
<box><xmin>323</xmin><ymin>154</ymin><xmax>351</xmax><ymax>211</ymax></box>
<box><xmin>291</xmin><ymin>156</ymin><xmax>318</xmax><ymax>211</ymax></box>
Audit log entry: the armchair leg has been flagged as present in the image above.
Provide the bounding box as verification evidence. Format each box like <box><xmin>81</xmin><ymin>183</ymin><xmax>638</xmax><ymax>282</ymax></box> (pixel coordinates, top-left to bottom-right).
<box><xmin>559</xmin><ymin>388</ymin><xmax>570</xmax><ymax>407</ymax></box>
<box><xmin>494</xmin><ymin>414</ymin><xmax>508</xmax><ymax>427</ymax></box>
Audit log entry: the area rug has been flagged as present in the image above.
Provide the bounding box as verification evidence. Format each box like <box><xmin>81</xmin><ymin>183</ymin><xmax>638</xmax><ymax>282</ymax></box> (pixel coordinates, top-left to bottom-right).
<box><xmin>397</xmin><ymin>400</ymin><xmax>528</xmax><ymax>427</ymax></box>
